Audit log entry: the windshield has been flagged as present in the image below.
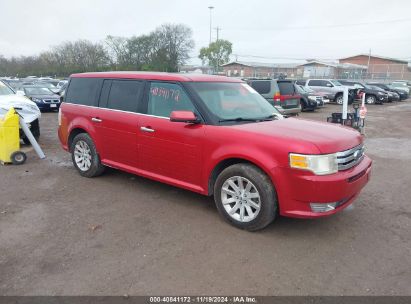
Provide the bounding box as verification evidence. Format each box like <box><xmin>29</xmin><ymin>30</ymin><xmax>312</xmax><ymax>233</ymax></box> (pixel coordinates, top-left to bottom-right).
<box><xmin>0</xmin><ymin>82</ymin><xmax>15</xmax><ymax>95</ymax></box>
<box><xmin>330</xmin><ymin>80</ymin><xmax>342</xmax><ymax>86</ymax></box>
<box><xmin>37</xmin><ymin>82</ymin><xmax>55</xmax><ymax>88</ymax></box>
<box><xmin>24</xmin><ymin>87</ymin><xmax>54</xmax><ymax>95</ymax></box>
<box><xmin>189</xmin><ymin>82</ymin><xmax>280</xmax><ymax>121</ymax></box>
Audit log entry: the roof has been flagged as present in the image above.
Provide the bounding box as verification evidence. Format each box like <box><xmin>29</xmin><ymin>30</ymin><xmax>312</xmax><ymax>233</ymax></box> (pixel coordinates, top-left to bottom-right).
<box><xmin>70</xmin><ymin>71</ymin><xmax>242</xmax><ymax>83</ymax></box>
<box><xmin>339</xmin><ymin>54</ymin><xmax>408</xmax><ymax>64</ymax></box>
<box><xmin>221</xmin><ymin>61</ymin><xmax>300</xmax><ymax>69</ymax></box>
<box><xmin>298</xmin><ymin>60</ymin><xmax>367</xmax><ymax>69</ymax></box>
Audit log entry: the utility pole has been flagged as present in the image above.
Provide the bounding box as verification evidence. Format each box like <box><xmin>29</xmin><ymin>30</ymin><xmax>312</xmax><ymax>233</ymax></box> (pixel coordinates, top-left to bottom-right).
<box><xmin>215</xmin><ymin>26</ymin><xmax>221</xmax><ymax>74</ymax></box>
<box><xmin>367</xmin><ymin>49</ymin><xmax>371</xmax><ymax>80</ymax></box>
<box><xmin>208</xmin><ymin>6</ymin><xmax>214</xmax><ymax>45</ymax></box>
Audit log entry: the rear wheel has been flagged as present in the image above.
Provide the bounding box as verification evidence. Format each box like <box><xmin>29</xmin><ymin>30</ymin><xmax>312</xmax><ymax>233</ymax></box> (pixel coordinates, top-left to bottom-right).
<box><xmin>335</xmin><ymin>94</ymin><xmax>343</xmax><ymax>104</ymax></box>
<box><xmin>214</xmin><ymin>164</ymin><xmax>277</xmax><ymax>231</ymax></box>
<box><xmin>71</xmin><ymin>133</ymin><xmax>105</xmax><ymax>177</ymax></box>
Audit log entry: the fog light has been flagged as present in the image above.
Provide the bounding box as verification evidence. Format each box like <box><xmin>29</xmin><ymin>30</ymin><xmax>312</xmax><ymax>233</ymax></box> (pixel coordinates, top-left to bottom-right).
<box><xmin>310</xmin><ymin>202</ymin><xmax>338</xmax><ymax>213</ymax></box>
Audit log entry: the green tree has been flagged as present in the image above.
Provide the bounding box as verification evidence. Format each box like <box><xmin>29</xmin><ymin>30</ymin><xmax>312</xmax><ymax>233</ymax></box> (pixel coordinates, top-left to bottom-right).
<box><xmin>199</xmin><ymin>39</ymin><xmax>233</xmax><ymax>73</ymax></box>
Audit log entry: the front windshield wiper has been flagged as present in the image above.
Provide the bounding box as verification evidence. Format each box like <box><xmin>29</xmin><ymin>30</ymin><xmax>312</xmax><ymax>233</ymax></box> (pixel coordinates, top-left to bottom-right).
<box><xmin>218</xmin><ymin>114</ymin><xmax>281</xmax><ymax>123</ymax></box>
<box><xmin>218</xmin><ymin>117</ymin><xmax>261</xmax><ymax>123</ymax></box>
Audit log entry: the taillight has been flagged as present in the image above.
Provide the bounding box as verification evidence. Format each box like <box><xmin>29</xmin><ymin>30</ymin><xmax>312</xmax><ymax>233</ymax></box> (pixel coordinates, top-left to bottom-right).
<box><xmin>274</xmin><ymin>92</ymin><xmax>281</xmax><ymax>102</ymax></box>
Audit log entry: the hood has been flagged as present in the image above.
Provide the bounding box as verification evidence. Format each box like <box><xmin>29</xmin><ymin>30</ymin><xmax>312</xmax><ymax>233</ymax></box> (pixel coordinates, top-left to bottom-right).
<box><xmin>228</xmin><ymin>117</ymin><xmax>362</xmax><ymax>154</ymax></box>
<box><xmin>28</xmin><ymin>94</ymin><xmax>60</xmax><ymax>99</ymax></box>
<box><xmin>0</xmin><ymin>94</ymin><xmax>41</xmax><ymax>123</ymax></box>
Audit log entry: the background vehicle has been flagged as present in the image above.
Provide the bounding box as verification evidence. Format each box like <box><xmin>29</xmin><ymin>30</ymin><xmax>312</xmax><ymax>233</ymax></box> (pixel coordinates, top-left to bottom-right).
<box><xmin>300</xmin><ymin>79</ymin><xmax>354</xmax><ymax>104</ymax></box>
<box><xmin>391</xmin><ymin>81</ymin><xmax>410</xmax><ymax>94</ymax></box>
<box><xmin>246</xmin><ymin>78</ymin><xmax>301</xmax><ymax>115</ymax></box>
<box><xmin>338</xmin><ymin>80</ymin><xmax>388</xmax><ymax>104</ymax></box>
<box><xmin>295</xmin><ymin>84</ymin><xmax>323</xmax><ymax>111</ymax></box>
<box><xmin>23</xmin><ymin>86</ymin><xmax>61</xmax><ymax>111</ymax></box>
<box><xmin>367</xmin><ymin>82</ymin><xmax>409</xmax><ymax>100</ymax></box>
<box><xmin>368</xmin><ymin>85</ymin><xmax>400</xmax><ymax>102</ymax></box>
<box><xmin>34</xmin><ymin>81</ymin><xmax>59</xmax><ymax>93</ymax></box>
<box><xmin>0</xmin><ymin>80</ymin><xmax>41</xmax><ymax>144</ymax></box>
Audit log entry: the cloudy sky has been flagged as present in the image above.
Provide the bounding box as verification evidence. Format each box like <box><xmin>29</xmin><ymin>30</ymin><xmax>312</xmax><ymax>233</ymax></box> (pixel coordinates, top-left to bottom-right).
<box><xmin>1</xmin><ymin>0</ymin><xmax>410</xmax><ymax>64</ymax></box>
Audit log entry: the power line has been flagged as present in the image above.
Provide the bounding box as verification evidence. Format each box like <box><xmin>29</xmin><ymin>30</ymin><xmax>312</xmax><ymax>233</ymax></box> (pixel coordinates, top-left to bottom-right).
<box><xmin>224</xmin><ymin>17</ymin><xmax>411</xmax><ymax>31</ymax></box>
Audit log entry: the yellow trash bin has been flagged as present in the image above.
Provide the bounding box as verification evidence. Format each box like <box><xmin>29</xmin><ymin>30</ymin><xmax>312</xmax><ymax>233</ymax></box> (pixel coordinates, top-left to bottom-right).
<box><xmin>0</xmin><ymin>108</ymin><xmax>26</xmax><ymax>165</ymax></box>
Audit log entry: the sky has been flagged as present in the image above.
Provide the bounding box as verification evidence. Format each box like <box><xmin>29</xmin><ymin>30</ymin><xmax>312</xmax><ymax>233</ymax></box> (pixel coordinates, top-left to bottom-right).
<box><xmin>0</xmin><ymin>0</ymin><xmax>411</xmax><ymax>65</ymax></box>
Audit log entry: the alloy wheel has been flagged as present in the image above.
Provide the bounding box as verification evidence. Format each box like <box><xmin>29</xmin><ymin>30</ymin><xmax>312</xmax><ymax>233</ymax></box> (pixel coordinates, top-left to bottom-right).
<box><xmin>221</xmin><ymin>176</ymin><xmax>261</xmax><ymax>223</ymax></box>
<box><xmin>74</xmin><ymin>140</ymin><xmax>92</xmax><ymax>171</ymax></box>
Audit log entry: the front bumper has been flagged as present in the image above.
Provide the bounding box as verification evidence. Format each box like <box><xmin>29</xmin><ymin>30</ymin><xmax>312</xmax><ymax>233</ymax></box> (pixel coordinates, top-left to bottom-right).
<box><xmin>271</xmin><ymin>155</ymin><xmax>372</xmax><ymax>218</ymax></box>
<box><xmin>36</xmin><ymin>103</ymin><xmax>61</xmax><ymax>111</ymax></box>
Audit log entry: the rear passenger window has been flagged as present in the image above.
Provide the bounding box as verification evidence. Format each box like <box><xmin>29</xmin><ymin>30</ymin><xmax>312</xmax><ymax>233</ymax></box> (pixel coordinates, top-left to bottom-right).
<box><xmin>107</xmin><ymin>80</ymin><xmax>142</xmax><ymax>112</ymax></box>
<box><xmin>277</xmin><ymin>81</ymin><xmax>295</xmax><ymax>95</ymax></box>
<box><xmin>147</xmin><ymin>82</ymin><xmax>195</xmax><ymax>117</ymax></box>
<box><xmin>249</xmin><ymin>81</ymin><xmax>271</xmax><ymax>94</ymax></box>
<box><xmin>65</xmin><ymin>78</ymin><xmax>101</xmax><ymax>106</ymax></box>
<box><xmin>308</xmin><ymin>80</ymin><xmax>322</xmax><ymax>86</ymax></box>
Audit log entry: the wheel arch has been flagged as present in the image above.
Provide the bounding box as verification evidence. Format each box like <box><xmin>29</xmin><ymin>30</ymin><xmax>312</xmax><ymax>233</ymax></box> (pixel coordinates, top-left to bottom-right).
<box><xmin>207</xmin><ymin>157</ymin><xmax>275</xmax><ymax>196</ymax></box>
<box><xmin>68</xmin><ymin>127</ymin><xmax>88</xmax><ymax>151</ymax></box>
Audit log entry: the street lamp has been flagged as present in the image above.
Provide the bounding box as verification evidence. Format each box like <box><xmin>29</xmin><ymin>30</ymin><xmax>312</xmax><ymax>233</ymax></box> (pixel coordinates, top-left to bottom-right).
<box><xmin>208</xmin><ymin>6</ymin><xmax>214</xmax><ymax>45</ymax></box>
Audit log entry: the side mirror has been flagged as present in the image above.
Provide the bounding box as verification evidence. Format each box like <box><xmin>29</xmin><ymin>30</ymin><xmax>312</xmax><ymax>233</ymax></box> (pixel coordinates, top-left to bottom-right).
<box><xmin>326</xmin><ymin>83</ymin><xmax>333</xmax><ymax>87</ymax></box>
<box><xmin>170</xmin><ymin>111</ymin><xmax>200</xmax><ymax>124</ymax></box>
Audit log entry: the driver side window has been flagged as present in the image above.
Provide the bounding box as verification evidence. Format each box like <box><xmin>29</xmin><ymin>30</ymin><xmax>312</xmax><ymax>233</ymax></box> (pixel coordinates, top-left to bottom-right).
<box><xmin>147</xmin><ymin>82</ymin><xmax>196</xmax><ymax>117</ymax></box>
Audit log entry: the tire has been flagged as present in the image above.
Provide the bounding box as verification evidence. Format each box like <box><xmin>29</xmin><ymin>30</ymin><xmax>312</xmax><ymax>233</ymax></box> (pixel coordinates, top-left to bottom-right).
<box><xmin>300</xmin><ymin>99</ymin><xmax>306</xmax><ymax>111</ymax></box>
<box><xmin>11</xmin><ymin>151</ymin><xmax>26</xmax><ymax>165</ymax></box>
<box><xmin>335</xmin><ymin>93</ymin><xmax>343</xmax><ymax>104</ymax></box>
<box><xmin>22</xmin><ymin>119</ymin><xmax>40</xmax><ymax>145</ymax></box>
<box><xmin>214</xmin><ymin>163</ymin><xmax>278</xmax><ymax>231</ymax></box>
<box><xmin>70</xmin><ymin>133</ymin><xmax>105</xmax><ymax>178</ymax></box>
<box><xmin>366</xmin><ymin>95</ymin><xmax>376</xmax><ymax>104</ymax></box>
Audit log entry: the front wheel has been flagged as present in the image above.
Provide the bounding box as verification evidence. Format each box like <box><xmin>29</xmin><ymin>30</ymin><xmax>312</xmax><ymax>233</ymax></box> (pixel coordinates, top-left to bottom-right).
<box><xmin>214</xmin><ymin>164</ymin><xmax>278</xmax><ymax>231</ymax></box>
<box><xmin>366</xmin><ymin>95</ymin><xmax>376</xmax><ymax>104</ymax></box>
<box><xmin>71</xmin><ymin>133</ymin><xmax>105</xmax><ymax>177</ymax></box>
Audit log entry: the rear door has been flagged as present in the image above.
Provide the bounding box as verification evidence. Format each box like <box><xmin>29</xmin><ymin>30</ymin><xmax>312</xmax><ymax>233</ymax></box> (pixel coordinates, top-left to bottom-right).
<box><xmin>277</xmin><ymin>80</ymin><xmax>300</xmax><ymax>109</ymax></box>
<box><xmin>95</xmin><ymin>79</ymin><xmax>143</xmax><ymax>169</ymax></box>
<box><xmin>137</xmin><ymin>81</ymin><xmax>204</xmax><ymax>190</ymax></box>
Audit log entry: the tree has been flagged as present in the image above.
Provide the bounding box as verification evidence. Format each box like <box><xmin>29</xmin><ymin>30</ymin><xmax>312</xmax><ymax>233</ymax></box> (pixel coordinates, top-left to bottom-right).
<box><xmin>199</xmin><ymin>39</ymin><xmax>232</xmax><ymax>73</ymax></box>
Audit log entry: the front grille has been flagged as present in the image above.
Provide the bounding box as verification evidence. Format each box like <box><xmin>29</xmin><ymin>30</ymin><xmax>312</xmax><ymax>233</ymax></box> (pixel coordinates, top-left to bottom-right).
<box><xmin>336</xmin><ymin>144</ymin><xmax>364</xmax><ymax>171</ymax></box>
<box><xmin>43</xmin><ymin>99</ymin><xmax>60</xmax><ymax>103</ymax></box>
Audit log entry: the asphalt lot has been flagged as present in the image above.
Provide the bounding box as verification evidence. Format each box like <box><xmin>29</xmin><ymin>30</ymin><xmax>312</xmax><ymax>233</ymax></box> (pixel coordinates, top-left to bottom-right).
<box><xmin>1</xmin><ymin>101</ymin><xmax>411</xmax><ymax>296</ymax></box>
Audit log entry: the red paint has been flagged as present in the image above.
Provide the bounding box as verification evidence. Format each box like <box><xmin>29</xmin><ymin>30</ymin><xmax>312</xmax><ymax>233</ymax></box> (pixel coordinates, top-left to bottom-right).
<box><xmin>58</xmin><ymin>72</ymin><xmax>372</xmax><ymax>219</ymax></box>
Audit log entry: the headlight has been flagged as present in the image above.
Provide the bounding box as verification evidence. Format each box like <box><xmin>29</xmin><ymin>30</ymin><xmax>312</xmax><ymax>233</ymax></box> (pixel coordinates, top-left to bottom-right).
<box><xmin>308</xmin><ymin>96</ymin><xmax>317</xmax><ymax>101</ymax></box>
<box><xmin>289</xmin><ymin>153</ymin><xmax>338</xmax><ymax>175</ymax></box>
<box><xmin>377</xmin><ymin>92</ymin><xmax>384</xmax><ymax>95</ymax></box>
<box><xmin>32</xmin><ymin>97</ymin><xmax>42</xmax><ymax>102</ymax></box>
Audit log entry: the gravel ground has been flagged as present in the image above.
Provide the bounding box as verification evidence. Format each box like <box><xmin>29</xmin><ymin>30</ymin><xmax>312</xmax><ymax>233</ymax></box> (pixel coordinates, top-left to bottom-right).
<box><xmin>0</xmin><ymin>101</ymin><xmax>410</xmax><ymax>296</ymax></box>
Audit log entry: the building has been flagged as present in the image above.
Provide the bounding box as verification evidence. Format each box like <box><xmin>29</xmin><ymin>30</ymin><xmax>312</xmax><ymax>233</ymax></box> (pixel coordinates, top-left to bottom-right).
<box><xmin>339</xmin><ymin>54</ymin><xmax>411</xmax><ymax>81</ymax></box>
<box><xmin>297</xmin><ymin>60</ymin><xmax>367</xmax><ymax>79</ymax></box>
<box><xmin>221</xmin><ymin>61</ymin><xmax>300</xmax><ymax>78</ymax></box>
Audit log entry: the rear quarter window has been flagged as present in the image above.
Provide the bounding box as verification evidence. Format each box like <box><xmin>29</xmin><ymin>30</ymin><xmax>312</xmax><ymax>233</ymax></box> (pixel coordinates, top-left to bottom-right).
<box><xmin>277</xmin><ymin>81</ymin><xmax>295</xmax><ymax>95</ymax></box>
<box><xmin>65</xmin><ymin>78</ymin><xmax>102</xmax><ymax>106</ymax></box>
<box><xmin>248</xmin><ymin>81</ymin><xmax>271</xmax><ymax>94</ymax></box>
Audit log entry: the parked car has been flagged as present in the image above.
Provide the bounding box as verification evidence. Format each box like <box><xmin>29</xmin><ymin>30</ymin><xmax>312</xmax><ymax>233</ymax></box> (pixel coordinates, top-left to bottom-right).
<box><xmin>58</xmin><ymin>72</ymin><xmax>372</xmax><ymax>231</ymax></box>
<box><xmin>390</xmin><ymin>81</ymin><xmax>410</xmax><ymax>94</ymax></box>
<box><xmin>245</xmin><ymin>78</ymin><xmax>301</xmax><ymax>115</ymax></box>
<box><xmin>368</xmin><ymin>85</ymin><xmax>400</xmax><ymax>102</ymax></box>
<box><xmin>34</xmin><ymin>81</ymin><xmax>60</xmax><ymax>93</ymax></box>
<box><xmin>57</xmin><ymin>80</ymin><xmax>68</xmax><ymax>88</ymax></box>
<box><xmin>338</xmin><ymin>80</ymin><xmax>389</xmax><ymax>104</ymax></box>
<box><xmin>300</xmin><ymin>79</ymin><xmax>354</xmax><ymax>104</ymax></box>
<box><xmin>295</xmin><ymin>84</ymin><xmax>322</xmax><ymax>111</ymax></box>
<box><xmin>22</xmin><ymin>86</ymin><xmax>61</xmax><ymax>111</ymax></box>
<box><xmin>0</xmin><ymin>80</ymin><xmax>41</xmax><ymax>144</ymax></box>
<box><xmin>367</xmin><ymin>82</ymin><xmax>409</xmax><ymax>100</ymax></box>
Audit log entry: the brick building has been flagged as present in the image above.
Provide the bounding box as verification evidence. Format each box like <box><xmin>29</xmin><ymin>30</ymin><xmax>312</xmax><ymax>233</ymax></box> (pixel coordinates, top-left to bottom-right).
<box><xmin>339</xmin><ymin>54</ymin><xmax>411</xmax><ymax>81</ymax></box>
<box><xmin>221</xmin><ymin>61</ymin><xmax>300</xmax><ymax>78</ymax></box>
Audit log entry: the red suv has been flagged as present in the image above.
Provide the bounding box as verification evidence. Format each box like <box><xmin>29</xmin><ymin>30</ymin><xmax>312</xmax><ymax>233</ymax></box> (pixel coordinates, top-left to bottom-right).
<box><xmin>58</xmin><ymin>72</ymin><xmax>372</xmax><ymax>231</ymax></box>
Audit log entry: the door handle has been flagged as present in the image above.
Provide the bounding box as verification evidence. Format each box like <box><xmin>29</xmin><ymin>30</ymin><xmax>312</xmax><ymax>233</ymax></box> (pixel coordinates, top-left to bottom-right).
<box><xmin>140</xmin><ymin>126</ymin><xmax>155</xmax><ymax>133</ymax></box>
<box><xmin>91</xmin><ymin>117</ymin><xmax>102</xmax><ymax>123</ymax></box>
